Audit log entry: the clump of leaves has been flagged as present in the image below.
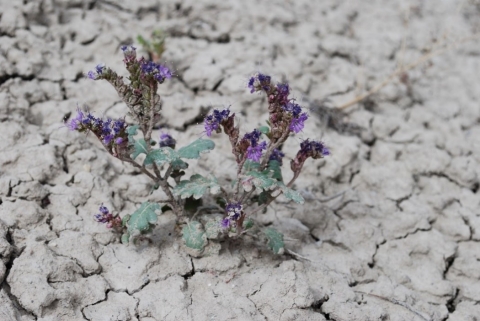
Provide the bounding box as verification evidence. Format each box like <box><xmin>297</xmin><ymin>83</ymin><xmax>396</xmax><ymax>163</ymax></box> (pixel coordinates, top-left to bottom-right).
<box><xmin>68</xmin><ymin>47</ymin><xmax>330</xmax><ymax>255</ymax></box>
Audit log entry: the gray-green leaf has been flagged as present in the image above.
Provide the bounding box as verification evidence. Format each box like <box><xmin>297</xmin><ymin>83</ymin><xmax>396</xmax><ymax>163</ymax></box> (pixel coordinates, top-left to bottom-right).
<box><xmin>173</xmin><ymin>174</ymin><xmax>220</xmax><ymax>199</ymax></box>
<box><xmin>144</xmin><ymin>147</ymin><xmax>178</xmax><ymax>166</ymax></box>
<box><xmin>278</xmin><ymin>183</ymin><xmax>305</xmax><ymax>204</ymax></box>
<box><xmin>127</xmin><ymin>202</ymin><xmax>160</xmax><ymax>234</ymax></box>
<box><xmin>245</xmin><ymin>170</ymin><xmax>277</xmax><ymax>190</ymax></box>
<box><xmin>178</xmin><ymin>139</ymin><xmax>215</xmax><ymax>159</ymax></box>
<box><xmin>121</xmin><ymin>233</ymin><xmax>130</xmax><ymax>244</ymax></box>
<box><xmin>264</xmin><ymin>227</ymin><xmax>285</xmax><ymax>254</ymax></box>
<box><xmin>267</xmin><ymin>160</ymin><xmax>283</xmax><ymax>181</ymax></box>
<box><xmin>258</xmin><ymin>126</ymin><xmax>270</xmax><ymax>135</ymax></box>
<box><xmin>127</xmin><ymin>125</ymin><xmax>139</xmax><ymax>142</ymax></box>
<box><xmin>171</xmin><ymin>158</ymin><xmax>189</xmax><ymax>170</ymax></box>
<box><xmin>131</xmin><ymin>139</ymin><xmax>148</xmax><ymax>160</ymax></box>
<box><xmin>182</xmin><ymin>221</ymin><xmax>207</xmax><ymax>251</ymax></box>
<box><xmin>204</xmin><ymin>218</ymin><xmax>222</xmax><ymax>239</ymax></box>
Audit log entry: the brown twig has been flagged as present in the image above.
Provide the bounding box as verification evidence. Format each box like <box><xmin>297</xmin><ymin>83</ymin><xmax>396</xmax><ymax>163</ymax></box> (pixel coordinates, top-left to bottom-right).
<box><xmin>354</xmin><ymin>291</ymin><xmax>430</xmax><ymax>321</ymax></box>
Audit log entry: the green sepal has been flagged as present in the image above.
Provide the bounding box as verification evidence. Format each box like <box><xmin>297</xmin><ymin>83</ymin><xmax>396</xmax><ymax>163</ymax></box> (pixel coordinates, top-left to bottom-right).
<box><xmin>121</xmin><ymin>233</ymin><xmax>130</xmax><ymax>244</ymax></box>
<box><xmin>177</xmin><ymin>139</ymin><xmax>215</xmax><ymax>159</ymax></box>
<box><xmin>127</xmin><ymin>202</ymin><xmax>160</xmax><ymax>234</ymax></box>
<box><xmin>173</xmin><ymin>174</ymin><xmax>220</xmax><ymax>199</ymax></box>
<box><xmin>264</xmin><ymin>227</ymin><xmax>285</xmax><ymax>254</ymax></box>
<box><xmin>144</xmin><ymin>147</ymin><xmax>177</xmax><ymax>166</ymax></box>
<box><xmin>182</xmin><ymin>221</ymin><xmax>207</xmax><ymax>251</ymax></box>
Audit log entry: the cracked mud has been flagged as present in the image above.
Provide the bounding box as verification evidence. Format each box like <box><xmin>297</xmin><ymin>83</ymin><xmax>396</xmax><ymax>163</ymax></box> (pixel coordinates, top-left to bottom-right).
<box><xmin>1</xmin><ymin>0</ymin><xmax>480</xmax><ymax>320</ymax></box>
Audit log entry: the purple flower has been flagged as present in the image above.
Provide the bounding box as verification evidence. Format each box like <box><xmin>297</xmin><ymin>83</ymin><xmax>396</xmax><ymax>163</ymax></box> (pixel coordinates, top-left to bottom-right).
<box><xmin>87</xmin><ymin>70</ymin><xmax>96</xmax><ymax>80</ymax></box>
<box><xmin>248</xmin><ymin>73</ymin><xmax>272</xmax><ymax>93</ymax></box>
<box><xmin>67</xmin><ymin>109</ymin><xmax>84</xmax><ymax>131</ymax></box>
<box><xmin>276</xmin><ymin>83</ymin><xmax>290</xmax><ymax>104</ymax></box>
<box><xmin>121</xmin><ymin>45</ymin><xmax>136</xmax><ymax>52</ymax></box>
<box><xmin>99</xmin><ymin>205</ymin><xmax>109</xmax><ymax>214</ymax></box>
<box><xmin>94</xmin><ymin>204</ymin><xmax>122</xmax><ymax>228</ymax></box>
<box><xmin>283</xmin><ymin>101</ymin><xmax>302</xmax><ymax>117</ymax></box>
<box><xmin>204</xmin><ymin>108</ymin><xmax>230</xmax><ymax>136</ymax></box>
<box><xmin>140</xmin><ymin>60</ymin><xmax>172</xmax><ymax>83</ymax></box>
<box><xmin>159</xmin><ymin>132</ymin><xmax>176</xmax><ymax>148</ymax></box>
<box><xmin>299</xmin><ymin>139</ymin><xmax>330</xmax><ymax>159</ymax></box>
<box><xmin>95</xmin><ymin>63</ymin><xmax>105</xmax><ymax>74</ymax></box>
<box><xmin>115</xmin><ymin>137</ymin><xmax>124</xmax><ymax>144</ymax></box>
<box><xmin>220</xmin><ymin>202</ymin><xmax>243</xmax><ymax>229</ymax></box>
<box><xmin>243</xmin><ymin>129</ymin><xmax>262</xmax><ymax>147</ymax></box>
<box><xmin>248</xmin><ymin>76</ymin><xmax>255</xmax><ymax>93</ymax></box>
<box><xmin>269</xmin><ymin>149</ymin><xmax>285</xmax><ymax>165</ymax></box>
<box><xmin>226</xmin><ymin>202</ymin><xmax>243</xmax><ymax>221</ymax></box>
<box><xmin>220</xmin><ymin>217</ymin><xmax>231</xmax><ymax>229</ymax></box>
<box><xmin>246</xmin><ymin>141</ymin><xmax>267</xmax><ymax>162</ymax></box>
<box><xmin>289</xmin><ymin>112</ymin><xmax>308</xmax><ymax>133</ymax></box>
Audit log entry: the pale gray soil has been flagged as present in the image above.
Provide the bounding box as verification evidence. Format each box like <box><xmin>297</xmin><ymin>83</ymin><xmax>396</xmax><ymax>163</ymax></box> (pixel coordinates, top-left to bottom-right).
<box><xmin>1</xmin><ymin>0</ymin><xmax>480</xmax><ymax>320</ymax></box>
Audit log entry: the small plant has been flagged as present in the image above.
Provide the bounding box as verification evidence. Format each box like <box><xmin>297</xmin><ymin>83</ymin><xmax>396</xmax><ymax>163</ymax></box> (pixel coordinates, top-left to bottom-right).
<box><xmin>68</xmin><ymin>45</ymin><xmax>329</xmax><ymax>255</ymax></box>
<box><xmin>137</xmin><ymin>30</ymin><xmax>166</xmax><ymax>62</ymax></box>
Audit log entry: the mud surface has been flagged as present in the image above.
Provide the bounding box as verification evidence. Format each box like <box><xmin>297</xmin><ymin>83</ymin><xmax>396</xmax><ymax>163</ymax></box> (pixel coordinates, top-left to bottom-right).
<box><xmin>1</xmin><ymin>0</ymin><xmax>480</xmax><ymax>320</ymax></box>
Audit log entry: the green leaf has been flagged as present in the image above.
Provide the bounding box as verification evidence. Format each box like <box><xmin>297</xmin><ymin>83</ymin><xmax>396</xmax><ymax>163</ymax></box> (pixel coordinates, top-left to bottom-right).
<box><xmin>267</xmin><ymin>160</ymin><xmax>283</xmax><ymax>181</ymax></box>
<box><xmin>204</xmin><ymin>218</ymin><xmax>222</xmax><ymax>239</ymax></box>
<box><xmin>258</xmin><ymin>126</ymin><xmax>270</xmax><ymax>135</ymax></box>
<box><xmin>121</xmin><ymin>233</ymin><xmax>130</xmax><ymax>244</ymax></box>
<box><xmin>173</xmin><ymin>174</ymin><xmax>220</xmax><ymax>199</ymax></box>
<box><xmin>278</xmin><ymin>183</ymin><xmax>305</xmax><ymax>204</ymax></box>
<box><xmin>127</xmin><ymin>125</ymin><xmax>139</xmax><ymax>140</ymax></box>
<box><xmin>122</xmin><ymin>214</ymin><xmax>131</xmax><ymax>227</ymax></box>
<box><xmin>243</xmin><ymin>219</ymin><xmax>254</xmax><ymax>230</ymax></box>
<box><xmin>127</xmin><ymin>202</ymin><xmax>160</xmax><ymax>234</ymax></box>
<box><xmin>144</xmin><ymin>147</ymin><xmax>178</xmax><ymax>166</ymax></box>
<box><xmin>245</xmin><ymin>170</ymin><xmax>277</xmax><ymax>191</ymax></box>
<box><xmin>131</xmin><ymin>139</ymin><xmax>148</xmax><ymax>160</ymax></box>
<box><xmin>182</xmin><ymin>221</ymin><xmax>207</xmax><ymax>251</ymax></box>
<box><xmin>243</xmin><ymin>160</ymin><xmax>260</xmax><ymax>172</ymax></box>
<box><xmin>171</xmin><ymin>158</ymin><xmax>189</xmax><ymax>170</ymax></box>
<box><xmin>257</xmin><ymin>191</ymin><xmax>269</xmax><ymax>205</ymax></box>
<box><xmin>178</xmin><ymin>139</ymin><xmax>215</xmax><ymax>159</ymax></box>
<box><xmin>264</xmin><ymin>227</ymin><xmax>285</xmax><ymax>254</ymax></box>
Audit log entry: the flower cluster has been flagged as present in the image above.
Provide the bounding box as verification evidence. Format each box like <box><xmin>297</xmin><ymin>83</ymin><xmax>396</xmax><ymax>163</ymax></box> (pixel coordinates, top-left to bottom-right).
<box><xmin>248</xmin><ymin>73</ymin><xmax>309</xmax><ymax>134</ymax></box>
<box><xmin>94</xmin><ymin>205</ymin><xmax>122</xmax><ymax>229</ymax></box>
<box><xmin>204</xmin><ymin>108</ymin><xmax>231</xmax><ymax>136</ymax></box>
<box><xmin>159</xmin><ymin>132</ymin><xmax>176</xmax><ymax>148</ymax></box>
<box><xmin>140</xmin><ymin>60</ymin><xmax>172</xmax><ymax>84</ymax></box>
<box><xmin>242</xmin><ymin>129</ymin><xmax>267</xmax><ymax>162</ymax></box>
<box><xmin>291</xmin><ymin>139</ymin><xmax>330</xmax><ymax>172</ymax></box>
<box><xmin>87</xmin><ymin>64</ymin><xmax>105</xmax><ymax>80</ymax></box>
<box><xmin>248</xmin><ymin>73</ymin><xmax>272</xmax><ymax>93</ymax></box>
<box><xmin>67</xmin><ymin>109</ymin><xmax>128</xmax><ymax>147</ymax></box>
<box><xmin>221</xmin><ymin>202</ymin><xmax>243</xmax><ymax>229</ymax></box>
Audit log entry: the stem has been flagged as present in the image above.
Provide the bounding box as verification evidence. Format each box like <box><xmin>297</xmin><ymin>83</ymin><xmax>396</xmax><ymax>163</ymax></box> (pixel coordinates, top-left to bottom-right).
<box><xmin>260</xmin><ymin>129</ymin><xmax>289</xmax><ymax>170</ymax></box>
<box><xmin>145</xmin><ymin>83</ymin><xmax>156</xmax><ymax>142</ymax></box>
<box><xmin>234</xmin><ymin>155</ymin><xmax>247</xmax><ymax>198</ymax></box>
